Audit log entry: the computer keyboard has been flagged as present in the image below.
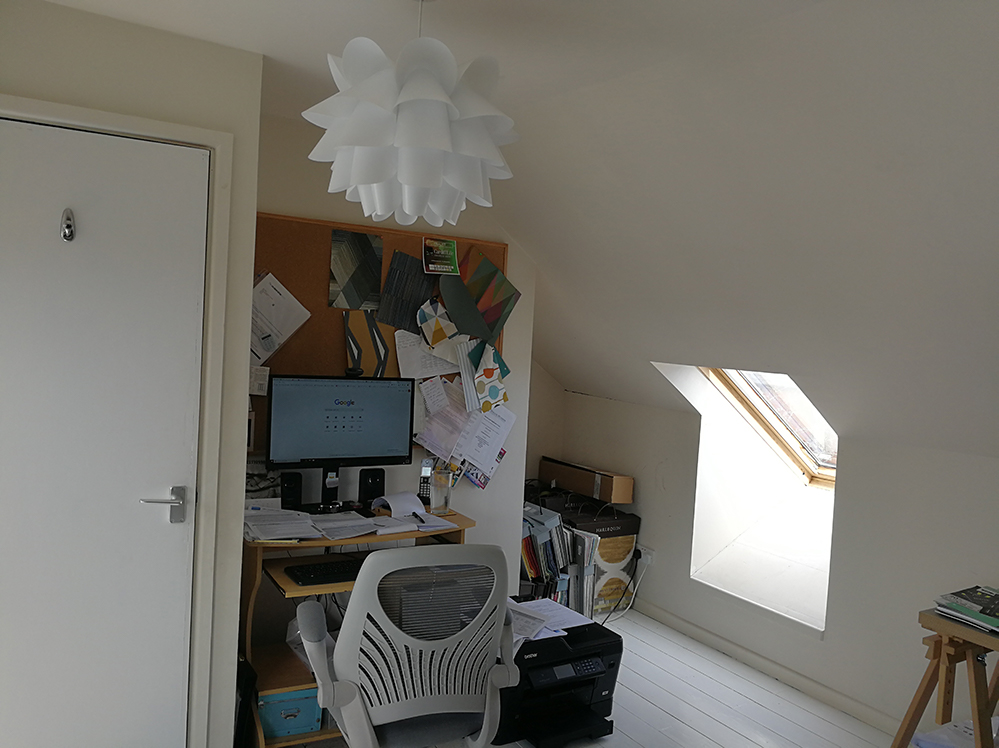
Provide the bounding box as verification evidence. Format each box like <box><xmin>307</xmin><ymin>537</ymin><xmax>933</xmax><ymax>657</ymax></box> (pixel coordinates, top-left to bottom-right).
<box><xmin>286</xmin><ymin>557</ymin><xmax>365</xmax><ymax>586</ymax></box>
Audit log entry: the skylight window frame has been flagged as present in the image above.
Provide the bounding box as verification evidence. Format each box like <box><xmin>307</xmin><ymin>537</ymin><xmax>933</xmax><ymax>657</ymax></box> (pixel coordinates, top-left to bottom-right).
<box><xmin>699</xmin><ymin>367</ymin><xmax>836</xmax><ymax>489</ymax></box>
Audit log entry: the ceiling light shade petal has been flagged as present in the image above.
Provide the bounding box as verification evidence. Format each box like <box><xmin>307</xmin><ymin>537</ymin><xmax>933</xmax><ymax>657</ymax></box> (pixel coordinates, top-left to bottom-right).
<box><xmin>339</xmin><ymin>68</ymin><xmax>400</xmax><ymax>111</ymax></box>
<box><xmin>396</xmin><ymin>37</ymin><xmax>458</xmax><ymax>94</ymax></box>
<box><xmin>337</xmin><ymin>101</ymin><xmax>397</xmax><ymax>147</ymax></box>
<box><xmin>350</xmin><ymin>146</ymin><xmax>397</xmax><ymax>185</ymax></box>
<box><xmin>397</xmin><ymin>68</ymin><xmax>459</xmax><ymax>119</ymax></box>
<box><xmin>395</xmin><ymin>99</ymin><xmax>453</xmax><ymax>151</ymax></box>
<box><xmin>339</xmin><ymin>37</ymin><xmax>394</xmax><ymax>88</ymax></box>
<box><xmin>305</xmin><ymin>37</ymin><xmax>515</xmax><ymax>226</ymax></box>
<box><xmin>397</xmin><ymin>147</ymin><xmax>444</xmax><ymax>189</ymax></box>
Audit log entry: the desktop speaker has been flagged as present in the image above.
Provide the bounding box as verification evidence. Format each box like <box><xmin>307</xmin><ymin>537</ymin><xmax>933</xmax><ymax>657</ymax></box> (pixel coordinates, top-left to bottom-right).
<box><xmin>357</xmin><ymin>468</ymin><xmax>385</xmax><ymax>506</ymax></box>
<box><xmin>280</xmin><ymin>471</ymin><xmax>303</xmax><ymax>511</ymax></box>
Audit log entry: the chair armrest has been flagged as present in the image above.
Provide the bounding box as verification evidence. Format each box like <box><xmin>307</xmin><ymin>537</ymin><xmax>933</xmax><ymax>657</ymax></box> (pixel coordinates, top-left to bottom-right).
<box><xmin>495</xmin><ymin>608</ymin><xmax>520</xmax><ymax>688</ymax></box>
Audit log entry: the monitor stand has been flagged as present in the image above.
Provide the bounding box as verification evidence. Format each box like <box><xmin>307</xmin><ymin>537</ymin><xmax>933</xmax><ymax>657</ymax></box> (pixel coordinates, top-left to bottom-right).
<box><xmin>302</xmin><ymin>465</ymin><xmax>341</xmax><ymax>514</ymax></box>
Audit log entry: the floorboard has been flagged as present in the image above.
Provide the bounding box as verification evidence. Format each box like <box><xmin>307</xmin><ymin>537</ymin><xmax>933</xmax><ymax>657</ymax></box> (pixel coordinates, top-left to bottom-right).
<box><xmin>286</xmin><ymin>610</ymin><xmax>896</xmax><ymax>748</ymax></box>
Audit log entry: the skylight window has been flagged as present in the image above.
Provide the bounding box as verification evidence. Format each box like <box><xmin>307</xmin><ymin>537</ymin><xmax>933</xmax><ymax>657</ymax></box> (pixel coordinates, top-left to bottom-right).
<box><xmin>700</xmin><ymin>368</ymin><xmax>838</xmax><ymax>487</ymax></box>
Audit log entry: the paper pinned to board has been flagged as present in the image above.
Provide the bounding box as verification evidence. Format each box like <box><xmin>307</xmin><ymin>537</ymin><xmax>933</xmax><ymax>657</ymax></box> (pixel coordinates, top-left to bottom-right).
<box><xmin>414</xmin><ymin>380</ymin><xmax>474</xmax><ymax>462</ymax></box>
<box><xmin>249</xmin><ymin>366</ymin><xmax>269</xmax><ymax>397</ymax></box>
<box><xmin>454</xmin><ymin>338</ymin><xmax>481</xmax><ymax>411</ymax></box>
<box><xmin>452</xmin><ymin>404</ymin><xmax>516</xmax><ymax>476</ymax></box>
<box><xmin>417</xmin><ymin>298</ymin><xmax>458</xmax><ymax>347</ymax></box>
<box><xmin>472</xmin><ymin>342</ymin><xmax>508</xmax><ymax>412</ymax></box>
<box><xmin>250</xmin><ymin>274</ymin><xmax>311</xmax><ymax>365</ymax></box>
<box><xmin>395</xmin><ymin>330</ymin><xmax>460</xmax><ymax>380</ymax></box>
<box><xmin>376</xmin><ymin>251</ymin><xmax>436</xmax><ymax>334</ymax></box>
<box><xmin>419</xmin><ymin>376</ymin><xmax>448</xmax><ymax>414</ymax></box>
<box><xmin>328</xmin><ymin>228</ymin><xmax>382</xmax><ymax>310</ymax></box>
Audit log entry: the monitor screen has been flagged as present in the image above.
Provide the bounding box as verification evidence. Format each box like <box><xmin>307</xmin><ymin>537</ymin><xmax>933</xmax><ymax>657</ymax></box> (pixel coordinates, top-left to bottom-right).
<box><xmin>266</xmin><ymin>376</ymin><xmax>415</xmax><ymax>470</ymax></box>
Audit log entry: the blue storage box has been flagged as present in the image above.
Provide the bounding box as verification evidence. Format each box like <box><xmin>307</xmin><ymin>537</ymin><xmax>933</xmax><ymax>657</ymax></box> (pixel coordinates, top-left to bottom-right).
<box><xmin>258</xmin><ymin>687</ymin><xmax>322</xmax><ymax>739</ymax></box>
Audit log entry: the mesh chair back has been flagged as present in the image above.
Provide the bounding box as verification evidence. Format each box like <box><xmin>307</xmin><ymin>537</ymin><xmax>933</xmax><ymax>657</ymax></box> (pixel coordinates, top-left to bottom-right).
<box><xmin>334</xmin><ymin>544</ymin><xmax>508</xmax><ymax>728</ymax></box>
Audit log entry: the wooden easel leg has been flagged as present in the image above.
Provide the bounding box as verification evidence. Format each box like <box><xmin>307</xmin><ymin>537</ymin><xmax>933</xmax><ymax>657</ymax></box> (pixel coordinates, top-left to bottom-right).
<box><xmin>938</xmin><ymin>636</ymin><xmax>959</xmax><ymax>725</ymax></box>
<box><xmin>967</xmin><ymin>647</ymin><xmax>995</xmax><ymax>748</ymax></box>
<box><xmin>988</xmin><ymin>656</ymin><xmax>999</xmax><ymax>717</ymax></box>
<box><xmin>892</xmin><ymin>636</ymin><xmax>944</xmax><ymax>748</ymax></box>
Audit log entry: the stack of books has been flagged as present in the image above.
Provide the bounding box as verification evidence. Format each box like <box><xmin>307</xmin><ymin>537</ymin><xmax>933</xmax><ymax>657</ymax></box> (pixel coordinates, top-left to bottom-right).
<box><xmin>520</xmin><ymin>504</ymin><xmax>573</xmax><ymax>605</ymax></box>
<box><xmin>935</xmin><ymin>585</ymin><xmax>999</xmax><ymax>633</ymax></box>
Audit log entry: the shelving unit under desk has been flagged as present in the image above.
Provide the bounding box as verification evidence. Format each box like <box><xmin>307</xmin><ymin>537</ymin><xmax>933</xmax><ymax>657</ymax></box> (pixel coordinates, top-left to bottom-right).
<box><xmin>239</xmin><ymin>511</ymin><xmax>475</xmax><ymax>748</ymax></box>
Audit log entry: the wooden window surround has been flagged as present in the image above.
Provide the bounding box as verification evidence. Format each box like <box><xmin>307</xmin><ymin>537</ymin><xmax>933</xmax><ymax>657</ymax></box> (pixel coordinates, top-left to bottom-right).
<box><xmin>699</xmin><ymin>367</ymin><xmax>836</xmax><ymax>489</ymax></box>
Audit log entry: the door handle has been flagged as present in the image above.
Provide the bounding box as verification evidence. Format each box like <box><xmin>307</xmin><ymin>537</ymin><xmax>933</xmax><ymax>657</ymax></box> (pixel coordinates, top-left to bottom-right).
<box><xmin>140</xmin><ymin>485</ymin><xmax>187</xmax><ymax>523</ymax></box>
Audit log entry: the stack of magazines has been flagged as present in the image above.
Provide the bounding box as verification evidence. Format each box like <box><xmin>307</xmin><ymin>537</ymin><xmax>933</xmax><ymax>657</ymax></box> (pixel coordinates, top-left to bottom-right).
<box><xmin>936</xmin><ymin>585</ymin><xmax>999</xmax><ymax>633</ymax></box>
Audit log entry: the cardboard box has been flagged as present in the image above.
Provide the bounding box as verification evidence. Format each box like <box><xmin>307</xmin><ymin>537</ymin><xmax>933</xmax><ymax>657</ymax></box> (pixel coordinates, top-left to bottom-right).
<box><xmin>538</xmin><ymin>457</ymin><xmax>633</xmax><ymax>504</ymax></box>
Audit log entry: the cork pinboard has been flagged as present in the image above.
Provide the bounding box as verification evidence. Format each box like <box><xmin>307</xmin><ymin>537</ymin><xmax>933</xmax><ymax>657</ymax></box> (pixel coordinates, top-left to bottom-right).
<box><xmin>250</xmin><ymin>212</ymin><xmax>508</xmax><ymax>451</ymax></box>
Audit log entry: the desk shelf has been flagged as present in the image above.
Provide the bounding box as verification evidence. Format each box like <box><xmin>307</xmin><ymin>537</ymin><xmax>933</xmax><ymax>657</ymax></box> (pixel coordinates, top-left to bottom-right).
<box><xmin>263</xmin><ymin>553</ymin><xmax>366</xmax><ymax>599</ymax></box>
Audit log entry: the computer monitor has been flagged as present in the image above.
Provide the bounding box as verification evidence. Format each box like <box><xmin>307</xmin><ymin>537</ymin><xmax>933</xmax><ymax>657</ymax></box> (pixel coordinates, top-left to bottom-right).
<box><xmin>266</xmin><ymin>375</ymin><xmax>415</xmax><ymax>510</ymax></box>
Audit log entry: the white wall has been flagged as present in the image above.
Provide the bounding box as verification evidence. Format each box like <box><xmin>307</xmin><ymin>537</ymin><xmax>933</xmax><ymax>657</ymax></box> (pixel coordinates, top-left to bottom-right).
<box><xmin>654</xmin><ymin>363</ymin><xmax>820</xmax><ymax>573</ymax></box>
<box><xmin>257</xmin><ymin>113</ymin><xmax>536</xmax><ymax>591</ymax></box>
<box><xmin>544</xmin><ymin>380</ymin><xmax>999</xmax><ymax>732</ymax></box>
<box><xmin>526</xmin><ymin>360</ymin><xmax>566</xmax><ymax>478</ymax></box>
<box><xmin>0</xmin><ymin>3</ymin><xmax>261</xmax><ymax>745</ymax></box>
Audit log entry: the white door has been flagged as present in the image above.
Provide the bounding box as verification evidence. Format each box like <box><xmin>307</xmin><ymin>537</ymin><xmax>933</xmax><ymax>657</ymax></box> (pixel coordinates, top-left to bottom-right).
<box><xmin>0</xmin><ymin>118</ymin><xmax>209</xmax><ymax>746</ymax></box>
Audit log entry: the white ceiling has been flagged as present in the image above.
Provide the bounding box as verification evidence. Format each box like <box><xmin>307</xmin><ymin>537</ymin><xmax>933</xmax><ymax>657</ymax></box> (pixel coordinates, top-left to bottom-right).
<box><xmin>47</xmin><ymin>0</ymin><xmax>999</xmax><ymax>458</ymax></box>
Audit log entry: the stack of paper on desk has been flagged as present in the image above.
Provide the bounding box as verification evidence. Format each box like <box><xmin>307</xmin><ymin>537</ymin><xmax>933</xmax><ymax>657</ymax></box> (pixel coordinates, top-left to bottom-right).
<box><xmin>507</xmin><ymin>598</ymin><xmax>594</xmax><ymax>652</ymax></box>
<box><xmin>413</xmin><ymin>512</ymin><xmax>458</xmax><ymax>532</ymax></box>
<box><xmin>243</xmin><ymin>507</ymin><xmax>321</xmax><ymax>541</ymax></box>
<box><xmin>311</xmin><ymin>511</ymin><xmax>377</xmax><ymax>540</ymax></box>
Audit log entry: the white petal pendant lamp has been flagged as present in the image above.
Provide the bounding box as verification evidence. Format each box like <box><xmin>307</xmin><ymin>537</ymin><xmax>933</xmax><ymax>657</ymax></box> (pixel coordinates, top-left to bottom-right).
<box><xmin>303</xmin><ymin>35</ymin><xmax>517</xmax><ymax>227</ymax></box>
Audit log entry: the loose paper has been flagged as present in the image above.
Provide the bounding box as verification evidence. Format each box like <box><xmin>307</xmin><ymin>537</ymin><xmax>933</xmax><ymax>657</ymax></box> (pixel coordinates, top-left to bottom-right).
<box><xmin>453</xmin><ymin>404</ymin><xmax>516</xmax><ymax>476</ymax></box>
<box><xmin>250</xmin><ymin>274</ymin><xmax>311</xmax><ymax>365</ymax></box>
<box><xmin>249</xmin><ymin>366</ymin><xmax>269</xmax><ymax>397</ymax></box>
<box><xmin>419</xmin><ymin>376</ymin><xmax>448</xmax><ymax>415</ymax></box>
<box><xmin>395</xmin><ymin>330</ymin><xmax>459</xmax><ymax>379</ymax></box>
<box><xmin>371</xmin><ymin>491</ymin><xmax>425</xmax><ymax>517</ymax></box>
<box><xmin>414</xmin><ymin>380</ymin><xmax>474</xmax><ymax>462</ymax></box>
<box><xmin>507</xmin><ymin>600</ymin><xmax>550</xmax><ymax>639</ymax></box>
<box><xmin>517</xmin><ymin>597</ymin><xmax>593</xmax><ymax>630</ymax></box>
<box><xmin>463</xmin><ymin>449</ymin><xmax>505</xmax><ymax>489</ymax></box>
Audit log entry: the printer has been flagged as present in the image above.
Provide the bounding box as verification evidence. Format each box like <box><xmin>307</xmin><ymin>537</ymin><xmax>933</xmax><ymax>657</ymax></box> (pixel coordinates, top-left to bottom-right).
<box><xmin>493</xmin><ymin>621</ymin><xmax>623</xmax><ymax>748</ymax></box>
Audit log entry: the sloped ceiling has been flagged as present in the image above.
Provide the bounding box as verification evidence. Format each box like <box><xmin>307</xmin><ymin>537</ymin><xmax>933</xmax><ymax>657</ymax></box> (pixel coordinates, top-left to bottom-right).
<box><xmin>44</xmin><ymin>0</ymin><xmax>999</xmax><ymax>457</ymax></box>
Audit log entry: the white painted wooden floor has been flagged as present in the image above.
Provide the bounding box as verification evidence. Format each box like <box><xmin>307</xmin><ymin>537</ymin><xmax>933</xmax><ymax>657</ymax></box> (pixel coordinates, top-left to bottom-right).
<box><xmin>298</xmin><ymin>609</ymin><xmax>895</xmax><ymax>748</ymax></box>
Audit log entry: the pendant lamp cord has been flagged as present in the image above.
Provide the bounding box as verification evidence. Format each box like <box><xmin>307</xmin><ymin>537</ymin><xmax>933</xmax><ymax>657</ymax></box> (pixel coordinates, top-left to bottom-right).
<box><xmin>418</xmin><ymin>0</ymin><xmax>424</xmax><ymax>38</ymax></box>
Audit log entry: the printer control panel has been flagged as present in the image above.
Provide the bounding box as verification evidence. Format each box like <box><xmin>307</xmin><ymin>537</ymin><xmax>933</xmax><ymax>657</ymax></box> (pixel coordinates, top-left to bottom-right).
<box><xmin>528</xmin><ymin>656</ymin><xmax>606</xmax><ymax>688</ymax></box>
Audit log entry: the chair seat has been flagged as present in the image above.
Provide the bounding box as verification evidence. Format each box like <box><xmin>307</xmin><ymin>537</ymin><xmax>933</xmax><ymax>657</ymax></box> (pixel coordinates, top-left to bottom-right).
<box><xmin>374</xmin><ymin>712</ymin><xmax>484</xmax><ymax>748</ymax></box>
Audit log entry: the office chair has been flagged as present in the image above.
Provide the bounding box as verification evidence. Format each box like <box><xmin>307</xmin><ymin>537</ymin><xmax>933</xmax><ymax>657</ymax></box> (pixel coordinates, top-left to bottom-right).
<box><xmin>296</xmin><ymin>543</ymin><xmax>519</xmax><ymax>748</ymax></box>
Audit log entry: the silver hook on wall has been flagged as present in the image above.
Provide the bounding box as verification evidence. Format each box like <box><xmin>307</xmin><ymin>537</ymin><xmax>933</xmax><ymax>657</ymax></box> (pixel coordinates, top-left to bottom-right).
<box><xmin>61</xmin><ymin>208</ymin><xmax>75</xmax><ymax>242</ymax></box>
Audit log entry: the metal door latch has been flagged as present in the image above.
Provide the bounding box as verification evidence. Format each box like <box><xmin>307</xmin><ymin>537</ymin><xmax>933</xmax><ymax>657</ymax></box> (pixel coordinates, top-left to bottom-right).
<box><xmin>140</xmin><ymin>485</ymin><xmax>187</xmax><ymax>523</ymax></box>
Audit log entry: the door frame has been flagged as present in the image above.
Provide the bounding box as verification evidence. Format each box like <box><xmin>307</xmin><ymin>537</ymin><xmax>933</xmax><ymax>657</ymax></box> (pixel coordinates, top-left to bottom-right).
<box><xmin>0</xmin><ymin>93</ymin><xmax>233</xmax><ymax>748</ymax></box>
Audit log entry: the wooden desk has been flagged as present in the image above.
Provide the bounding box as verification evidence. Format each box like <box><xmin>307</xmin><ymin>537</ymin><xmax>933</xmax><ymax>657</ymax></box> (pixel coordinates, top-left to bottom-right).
<box><xmin>239</xmin><ymin>510</ymin><xmax>475</xmax><ymax>748</ymax></box>
<box><xmin>891</xmin><ymin>610</ymin><xmax>999</xmax><ymax>748</ymax></box>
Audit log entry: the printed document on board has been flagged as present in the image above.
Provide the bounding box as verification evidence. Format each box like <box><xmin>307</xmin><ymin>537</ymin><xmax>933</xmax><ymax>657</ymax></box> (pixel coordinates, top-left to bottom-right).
<box><xmin>250</xmin><ymin>274</ymin><xmax>310</xmax><ymax>365</ymax></box>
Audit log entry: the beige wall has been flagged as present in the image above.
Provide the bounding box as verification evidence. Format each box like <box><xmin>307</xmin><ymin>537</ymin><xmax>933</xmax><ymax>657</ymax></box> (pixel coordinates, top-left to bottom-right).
<box><xmin>526</xmin><ymin>360</ymin><xmax>566</xmax><ymax>478</ymax></box>
<box><xmin>540</xmin><ymin>382</ymin><xmax>999</xmax><ymax>733</ymax></box>
<box><xmin>257</xmin><ymin>113</ymin><xmax>537</xmax><ymax>590</ymax></box>
<box><xmin>0</xmin><ymin>2</ymin><xmax>261</xmax><ymax>745</ymax></box>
